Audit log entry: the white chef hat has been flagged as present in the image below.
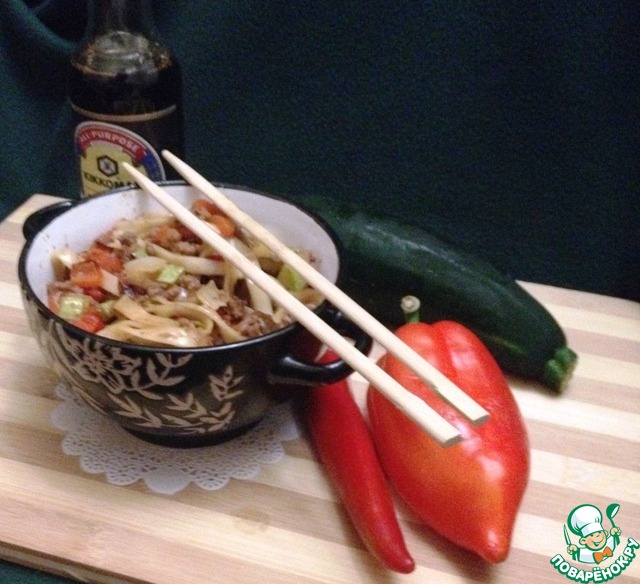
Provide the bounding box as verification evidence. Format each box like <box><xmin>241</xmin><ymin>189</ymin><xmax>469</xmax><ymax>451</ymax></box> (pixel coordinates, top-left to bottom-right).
<box><xmin>569</xmin><ymin>505</ymin><xmax>604</xmax><ymax>537</ymax></box>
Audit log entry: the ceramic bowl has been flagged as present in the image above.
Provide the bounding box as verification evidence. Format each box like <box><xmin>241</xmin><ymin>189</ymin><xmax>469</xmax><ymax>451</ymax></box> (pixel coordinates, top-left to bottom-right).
<box><xmin>18</xmin><ymin>182</ymin><xmax>370</xmax><ymax>446</ymax></box>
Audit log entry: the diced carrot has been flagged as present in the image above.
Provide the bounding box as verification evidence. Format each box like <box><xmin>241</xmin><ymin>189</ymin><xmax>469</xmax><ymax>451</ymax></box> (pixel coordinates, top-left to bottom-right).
<box><xmin>191</xmin><ymin>198</ymin><xmax>221</xmax><ymax>216</ymax></box>
<box><xmin>208</xmin><ymin>214</ymin><xmax>236</xmax><ymax>238</ymax></box>
<box><xmin>86</xmin><ymin>243</ymin><xmax>123</xmax><ymax>273</ymax></box>
<box><xmin>149</xmin><ymin>224</ymin><xmax>179</xmax><ymax>247</ymax></box>
<box><xmin>70</xmin><ymin>260</ymin><xmax>103</xmax><ymax>289</ymax></box>
<box><xmin>191</xmin><ymin>198</ymin><xmax>236</xmax><ymax>237</ymax></box>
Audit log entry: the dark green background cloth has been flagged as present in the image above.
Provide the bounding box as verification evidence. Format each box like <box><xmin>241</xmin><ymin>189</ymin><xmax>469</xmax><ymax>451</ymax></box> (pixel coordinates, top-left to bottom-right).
<box><xmin>0</xmin><ymin>1</ymin><xmax>638</xmax><ymax>581</ymax></box>
<box><xmin>2</xmin><ymin>0</ymin><xmax>639</xmax><ymax>303</ymax></box>
<box><xmin>2</xmin><ymin>0</ymin><xmax>638</xmax><ymax>303</ymax></box>
<box><xmin>0</xmin><ymin>564</ymin><xmax>71</xmax><ymax>584</ymax></box>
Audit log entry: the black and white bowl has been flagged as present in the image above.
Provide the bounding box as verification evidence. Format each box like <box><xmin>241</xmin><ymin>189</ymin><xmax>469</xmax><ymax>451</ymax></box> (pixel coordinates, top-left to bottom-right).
<box><xmin>18</xmin><ymin>182</ymin><xmax>370</xmax><ymax>446</ymax></box>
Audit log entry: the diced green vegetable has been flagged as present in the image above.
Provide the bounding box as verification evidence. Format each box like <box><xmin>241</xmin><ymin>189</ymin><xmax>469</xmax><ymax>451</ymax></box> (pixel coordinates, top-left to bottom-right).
<box><xmin>157</xmin><ymin>263</ymin><xmax>185</xmax><ymax>284</ymax></box>
<box><xmin>132</xmin><ymin>246</ymin><xmax>148</xmax><ymax>258</ymax></box>
<box><xmin>58</xmin><ymin>293</ymin><xmax>90</xmax><ymax>320</ymax></box>
<box><xmin>277</xmin><ymin>264</ymin><xmax>307</xmax><ymax>291</ymax></box>
<box><xmin>98</xmin><ymin>299</ymin><xmax>116</xmax><ymax>321</ymax></box>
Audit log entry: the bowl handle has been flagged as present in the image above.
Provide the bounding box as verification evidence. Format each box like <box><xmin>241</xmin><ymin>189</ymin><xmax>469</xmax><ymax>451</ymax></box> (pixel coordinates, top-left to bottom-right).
<box><xmin>267</xmin><ymin>304</ymin><xmax>373</xmax><ymax>387</ymax></box>
<box><xmin>22</xmin><ymin>200</ymin><xmax>76</xmax><ymax>241</ymax></box>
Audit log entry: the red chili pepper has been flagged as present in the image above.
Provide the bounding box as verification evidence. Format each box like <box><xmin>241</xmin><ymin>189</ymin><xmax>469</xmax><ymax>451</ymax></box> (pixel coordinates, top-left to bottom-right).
<box><xmin>367</xmin><ymin>319</ymin><xmax>530</xmax><ymax>563</ymax></box>
<box><xmin>305</xmin><ymin>350</ymin><xmax>415</xmax><ymax>573</ymax></box>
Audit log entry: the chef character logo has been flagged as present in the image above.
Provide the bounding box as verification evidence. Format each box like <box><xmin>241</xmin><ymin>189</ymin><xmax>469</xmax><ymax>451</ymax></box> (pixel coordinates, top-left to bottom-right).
<box><xmin>550</xmin><ymin>503</ymin><xmax>639</xmax><ymax>581</ymax></box>
<box><xmin>565</xmin><ymin>504</ymin><xmax>621</xmax><ymax>564</ymax></box>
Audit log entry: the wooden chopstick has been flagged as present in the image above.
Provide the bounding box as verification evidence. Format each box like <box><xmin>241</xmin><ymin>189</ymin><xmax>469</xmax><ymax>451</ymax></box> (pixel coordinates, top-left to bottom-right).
<box><xmin>123</xmin><ymin>162</ymin><xmax>463</xmax><ymax>447</ymax></box>
<box><xmin>161</xmin><ymin>151</ymin><xmax>490</xmax><ymax>426</ymax></box>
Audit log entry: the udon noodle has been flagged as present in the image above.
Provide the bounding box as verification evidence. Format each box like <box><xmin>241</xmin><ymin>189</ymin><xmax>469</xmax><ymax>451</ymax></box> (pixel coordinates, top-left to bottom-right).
<box><xmin>47</xmin><ymin>198</ymin><xmax>323</xmax><ymax>347</ymax></box>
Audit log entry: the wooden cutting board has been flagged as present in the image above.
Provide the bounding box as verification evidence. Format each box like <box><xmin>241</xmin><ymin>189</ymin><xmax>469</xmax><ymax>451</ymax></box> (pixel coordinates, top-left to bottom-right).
<box><xmin>1</xmin><ymin>195</ymin><xmax>639</xmax><ymax>583</ymax></box>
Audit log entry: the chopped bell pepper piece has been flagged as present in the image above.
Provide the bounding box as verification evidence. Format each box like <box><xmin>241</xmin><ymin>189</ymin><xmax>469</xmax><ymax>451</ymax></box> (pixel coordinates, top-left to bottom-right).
<box><xmin>156</xmin><ymin>263</ymin><xmax>185</xmax><ymax>284</ymax></box>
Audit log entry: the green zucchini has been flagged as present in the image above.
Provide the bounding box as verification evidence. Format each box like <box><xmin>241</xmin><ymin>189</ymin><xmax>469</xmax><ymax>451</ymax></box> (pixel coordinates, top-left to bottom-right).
<box><xmin>298</xmin><ymin>196</ymin><xmax>577</xmax><ymax>392</ymax></box>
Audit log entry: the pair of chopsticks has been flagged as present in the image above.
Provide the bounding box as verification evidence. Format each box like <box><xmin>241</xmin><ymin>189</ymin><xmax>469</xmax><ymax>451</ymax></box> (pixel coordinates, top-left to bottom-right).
<box><xmin>123</xmin><ymin>153</ymin><xmax>489</xmax><ymax>447</ymax></box>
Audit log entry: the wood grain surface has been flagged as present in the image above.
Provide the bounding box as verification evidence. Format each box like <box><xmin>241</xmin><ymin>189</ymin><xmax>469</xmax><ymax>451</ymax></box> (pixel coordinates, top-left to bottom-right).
<box><xmin>1</xmin><ymin>195</ymin><xmax>638</xmax><ymax>583</ymax></box>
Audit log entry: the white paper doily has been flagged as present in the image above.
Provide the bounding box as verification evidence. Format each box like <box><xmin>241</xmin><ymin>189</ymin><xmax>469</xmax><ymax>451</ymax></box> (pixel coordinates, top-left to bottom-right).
<box><xmin>51</xmin><ymin>382</ymin><xmax>301</xmax><ymax>495</ymax></box>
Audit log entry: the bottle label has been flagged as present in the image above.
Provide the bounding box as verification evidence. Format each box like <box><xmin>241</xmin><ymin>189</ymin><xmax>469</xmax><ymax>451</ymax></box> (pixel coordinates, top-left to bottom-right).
<box><xmin>74</xmin><ymin>120</ymin><xmax>167</xmax><ymax>197</ymax></box>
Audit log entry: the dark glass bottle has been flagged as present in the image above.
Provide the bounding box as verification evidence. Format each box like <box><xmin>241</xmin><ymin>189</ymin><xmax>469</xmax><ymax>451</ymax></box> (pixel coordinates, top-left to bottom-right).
<box><xmin>69</xmin><ymin>0</ymin><xmax>184</xmax><ymax>197</ymax></box>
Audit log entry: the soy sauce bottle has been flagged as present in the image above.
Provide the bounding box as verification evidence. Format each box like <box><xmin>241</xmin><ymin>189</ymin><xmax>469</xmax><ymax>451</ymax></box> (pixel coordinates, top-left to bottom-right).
<box><xmin>69</xmin><ymin>0</ymin><xmax>184</xmax><ymax>197</ymax></box>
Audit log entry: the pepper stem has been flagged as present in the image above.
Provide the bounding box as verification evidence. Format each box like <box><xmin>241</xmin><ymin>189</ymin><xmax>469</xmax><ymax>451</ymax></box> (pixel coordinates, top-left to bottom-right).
<box><xmin>400</xmin><ymin>295</ymin><xmax>421</xmax><ymax>324</ymax></box>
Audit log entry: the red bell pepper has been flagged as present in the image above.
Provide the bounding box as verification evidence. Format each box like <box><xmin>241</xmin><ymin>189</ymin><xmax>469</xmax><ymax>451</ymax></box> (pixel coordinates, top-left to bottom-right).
<box><xmin>305</xmin><ymin>350</ymin><xmax>415</xmax><ymax>573</ymax></box>
<box><xmin>367</xmin><ymin>316</ymin><xmax>530</xmax><ymax>563</ymax></box>
<box><xmin>71</xmin><ymin>308</ymin><xmax>106</xmax><ymax>333</ymax></box>
<box><xmin>85</xmin><ymin>242</ymin><xmax>124</xmax><ymax>274</ymax></box>
<box><xmin>69</xmin><ymin>260</ymin><xmax>103</xmax><ymax>289</ymax></box>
